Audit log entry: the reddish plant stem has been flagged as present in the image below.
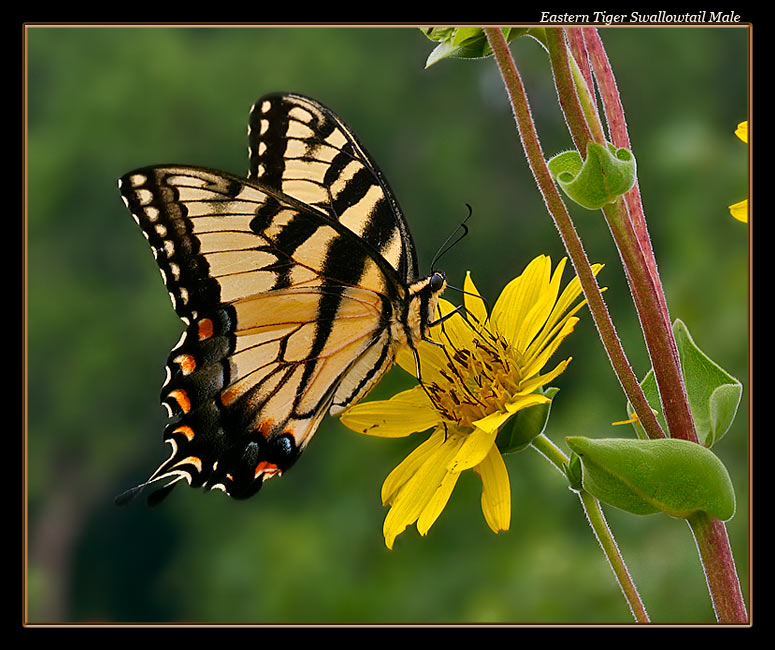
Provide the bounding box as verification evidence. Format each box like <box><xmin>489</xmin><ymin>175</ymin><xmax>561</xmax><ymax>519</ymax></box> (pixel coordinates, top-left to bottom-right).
<box><xmin>688</xmin><ymin>512</ymin><xmax>748</xmax><ymax>623</ymax></box>
<box><xmin>565</xmin><ymin>28</ymin><xmax>594</xmax><ymax>101</ymax></box>
<box><xmin>483</xmin><ymin>28</ymin><xmax>665</xmax><ymax>442</ymax></box>
<box><xmin>602</xmin><ymin>199</ymin><xmax>698</xmax><ymax>443</ymax></box>
<box><xmin>545</xmin><ymin>29</ymin><xmax>594</xmax><ymax>155</ymax></box>
<box><xmin>547</xmin><ymin>28</ymin><xmax>697</xmax><ymax>443</ymax></box>
<box><xmin>581</xmin><ymin>27</ymin><xmax>671</xmax><ymax>324</ymax></box>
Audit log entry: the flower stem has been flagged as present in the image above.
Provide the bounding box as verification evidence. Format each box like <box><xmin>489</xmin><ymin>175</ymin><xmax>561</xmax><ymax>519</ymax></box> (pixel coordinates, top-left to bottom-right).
<box><xmin>687</xmin><ymin>512</ymin><xmax>748</xmax><ymax>623</ymax></box>
<box><xmin>531</xmin><ymin>434</ymin><xmax>650</xmax><ymax>622</ymax></box>
<box><xmin>578</xmin><ymin>490</ymin><xmax>651</xmax><ymax>623</ymax></box>
<box><xmin>483</xmin><ymin>27</ymin><xmax>665</xmax><ymax>441</ymax></box>
<box><xmin>530</xmin><ymin>432</ymin><xmax>570</xmax><ymax>472</ymax></box>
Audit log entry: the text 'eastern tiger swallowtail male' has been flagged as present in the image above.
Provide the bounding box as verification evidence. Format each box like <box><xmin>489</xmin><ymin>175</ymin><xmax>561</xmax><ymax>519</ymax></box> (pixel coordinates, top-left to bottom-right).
<box><xmin>116</xmin><ymin>93</ymin><xmax>447</xmax><ymax>505</ymax></box>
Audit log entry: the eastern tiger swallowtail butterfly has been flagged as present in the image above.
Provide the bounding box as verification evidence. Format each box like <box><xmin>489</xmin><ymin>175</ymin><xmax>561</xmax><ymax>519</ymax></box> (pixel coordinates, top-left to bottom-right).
<box><xmin>116</xmin><ymin>92</ymin><xmax>448</xmax><ymax>505</ymax></box>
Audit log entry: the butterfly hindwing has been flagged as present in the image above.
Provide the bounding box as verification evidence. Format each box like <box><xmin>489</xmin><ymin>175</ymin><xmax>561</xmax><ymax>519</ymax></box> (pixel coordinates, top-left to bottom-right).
<box><xmin>119</xmin><ymin>165</ymin><xmax>403</xmax><ymax>500</ymax></box>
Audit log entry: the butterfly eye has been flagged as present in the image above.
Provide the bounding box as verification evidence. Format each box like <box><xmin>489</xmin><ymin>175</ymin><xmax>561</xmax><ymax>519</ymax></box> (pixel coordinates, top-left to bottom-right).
<box><xmin>429</xmin><ymin>272</ymin><xmax>445</xmax><ymax>293</ymax></box>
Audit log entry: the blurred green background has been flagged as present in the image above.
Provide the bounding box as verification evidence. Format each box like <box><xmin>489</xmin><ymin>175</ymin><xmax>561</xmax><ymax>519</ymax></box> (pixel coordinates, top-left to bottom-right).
<box><xmin>26</xmin><ymin>26</ymin><xmax>748</xmax><ymax>624</ymax></box>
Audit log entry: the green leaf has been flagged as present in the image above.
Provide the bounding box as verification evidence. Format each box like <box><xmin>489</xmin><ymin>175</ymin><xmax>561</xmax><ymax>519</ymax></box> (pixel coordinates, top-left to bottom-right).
<box><xmin>496</xmin><ymin>387</ymin><xmax>559</xmax><ymax>454</ymax></box>
<box><xmin>625</xmin><ymin>319</ymin><xmax>742</xmax><ymax>446</ymax></box>
<box><xmin>421</xmin><ymin>27</ymin><xmax>528</xmax><ymax>67</ymax></box>
<box><xmin>565</xmin><ymin>437</ymin><xmax>736</xmax><ymax>521</ymax></box>
<box><xmin>547</xmin><ymin>141</ymin><xmax>637</xmax><ymax>210</ymax></box>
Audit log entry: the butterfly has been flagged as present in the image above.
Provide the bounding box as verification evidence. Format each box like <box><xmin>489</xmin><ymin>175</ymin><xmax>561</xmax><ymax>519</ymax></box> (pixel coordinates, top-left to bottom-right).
<box><xmin>116</xmin><ymin>93</ymin><xmax>448</xmax><ymax>505</ymax></box>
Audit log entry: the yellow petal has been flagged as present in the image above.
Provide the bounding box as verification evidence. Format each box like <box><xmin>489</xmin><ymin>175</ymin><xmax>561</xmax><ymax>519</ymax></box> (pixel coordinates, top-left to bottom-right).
<box><xmin>729</xmin><ymin>199</ymin><xmax>748</xmax><ymax>223</ymax></box>
<box><xmin>516</xmin><ymin>358</ymin><xmax>571</xmax><ymax>395</ymax></box>
<box><xmin>463</xmin><ymin>271</ymin><xmax>489</xmax><ymax>332</ymax></box>
<box><xmin>514</xmin><ymin>257</ymin><xmax>567</xmax><ymax>353</ymax></box>
<box><xmin>474</xmin><ymin>446</ymin><xmax>511</xmax><ymax>533</ymax></box>
<box><xmin>447</xmin><ymin>425</ymin><xmax>498</xmax><ymax>473</ymax></box>
<box><xmin>381</xmin><ymin>428</ymin><xmax>446</xmax><ymax>505</ymax></box>
<box><xmin>503</xmin><ymin>392</ymin><xmax>551</xmax><ymax>411</ymax></box>
<box><xmin>491</xmin><ymin>255</ymin><xmax>552</xmax><ymax>347</ymax></box>
<box><xmin>541</xmin><ymin>262</ymin><xmax>603</xmax><ymax>338</ymax></box>
<box><xmin>735</xmin><ymin>121</ymin><xmax>748</xmax><ymax>143</ymax></box>
<box><xmin>382</xmin><ymin>430</ymin><xmax>466</xmax><ymax>549</ymax></box>
<box><xmin>521</xmin><ymin>317</ymin><xmax>579</xmax><ymax>379</ymax></box>
<box><xmin>431</xmin><ymin>297</ymin><xmax>476</xmax><ymax>351</ymax></box>
<box><xmin>472</xmin><ymin>408</ymin><xmax>518</xmax><ymax>433</ymax></box>
<box><xmin>395</xmin><ymin>297</ymin><xmax>477</xmax><ymax>383</ymax></box>
<box><xmin>339</xmin><ymin>387</ymin><xmax>441</xmax><ymax>437</ymax></box>
<box><xmin>395</xmin><ymin>338</ymin><xmax>448</xmax><ymax>384</ymax></box>
<box><xmin>416</xmin><ymin>468</ymin><xmax>462</xmax><ymax>536</ymax></box>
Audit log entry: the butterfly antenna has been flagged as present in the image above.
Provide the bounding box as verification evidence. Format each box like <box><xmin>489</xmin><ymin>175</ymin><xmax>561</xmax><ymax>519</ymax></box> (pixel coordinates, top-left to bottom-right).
<box><xmin>430</xmin><ymin>204</ymin><xmax>473</xmax><ymax>271</ymax></box>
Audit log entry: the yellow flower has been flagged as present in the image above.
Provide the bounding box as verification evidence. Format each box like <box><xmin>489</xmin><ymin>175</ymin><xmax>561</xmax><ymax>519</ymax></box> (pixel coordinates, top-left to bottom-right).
<box><xmin>729</xmin><ymin>121</ymin><xmax>748</xmax><ymax>223</ymax></box>
<box><xmin>340</xmin><ymin>255</ymin><xmax>601</xmax><ymax>549</ymax></box>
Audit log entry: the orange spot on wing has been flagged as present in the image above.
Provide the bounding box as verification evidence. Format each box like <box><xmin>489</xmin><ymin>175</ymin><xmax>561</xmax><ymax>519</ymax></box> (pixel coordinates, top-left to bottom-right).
<box><xmin>220</xmin><ymin>386</ymin><xmax>239</xmax><ymax>407</ymax></box>
<box><xmin>254</xmin><ymin>461</ymin><xmax>281</xmax><ymax>480</ymax></box>
<box><xmin>172</xmin><ymin>424</ymin><xmax>195</xmax><ymax>440</ymax></box>
<box><xmin>168</xmin><ymin>388</ymin><xmax>191</xmax><ymax>413</ymax></box>
<box><xmin>198</xmin><ymin>318</ymin><xmax>214</xmax><ymax>340</ymax></box>
<box><xmin>174</xmin><ymin>353</ymin><xmax>196</xmax><ymax>375</ymax></box>
<box><xmin>258</xmin><ymin>420</ymin><xmax>274</xmax><ymax>437</ymax></box>
<box><xmin>172</xmin><ymin>455</ymin><xmax>202</xmax><ymax>472</ymax></box>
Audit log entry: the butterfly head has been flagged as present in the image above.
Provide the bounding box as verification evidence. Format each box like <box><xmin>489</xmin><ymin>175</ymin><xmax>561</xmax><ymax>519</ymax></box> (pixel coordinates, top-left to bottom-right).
<box><xmin>429</xmin><ymin>271</ymin><xmax>446</xmax><ymax>294</ymax></box>
<box><xmin>405</xmin><ymin>271</ymin><xmax>447</xmax><ymax>345</ymax></box>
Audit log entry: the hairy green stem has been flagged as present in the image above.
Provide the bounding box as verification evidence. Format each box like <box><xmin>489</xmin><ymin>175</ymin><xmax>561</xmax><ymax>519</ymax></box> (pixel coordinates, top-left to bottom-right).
<box><xmin>531</xmin><ymin>434</ymin><xmax>650</xmax><ymax>622</ymax></box>
<box><xmin>565</xmin><ymin>28</ymin><xmax>595</xmax><ymax>103</ymax></box>
<box><xmin>568</xmin><ymin>53</ymin><xmax>607</xmax><ymax>145</ymax></box>
<box><xmin>483</xmin><ymin>27</ymin><xmax>665</xmax><ymax>441</ymax></box>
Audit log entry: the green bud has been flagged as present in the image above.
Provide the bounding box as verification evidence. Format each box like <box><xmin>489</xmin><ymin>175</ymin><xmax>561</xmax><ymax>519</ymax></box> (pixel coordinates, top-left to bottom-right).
<box><xmin>565</xmin><ymin>437</ymin><xmax>736</xmax><ymax>521</ymax></box>
<box><xmin>547</xmin><ymin>141</ymin><xmax>637</xmax><ymax>210</ymax></box>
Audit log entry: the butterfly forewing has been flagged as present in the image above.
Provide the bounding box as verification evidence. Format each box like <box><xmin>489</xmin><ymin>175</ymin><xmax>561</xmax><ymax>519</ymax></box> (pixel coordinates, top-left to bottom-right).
<box><xmin>248</xmin><ymin>93</ymin><xmax>418</xmax><ymax>283</ymax></box>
